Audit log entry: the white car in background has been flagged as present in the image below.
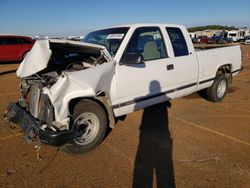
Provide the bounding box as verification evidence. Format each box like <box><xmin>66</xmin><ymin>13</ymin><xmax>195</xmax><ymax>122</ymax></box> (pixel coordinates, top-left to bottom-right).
<box><xmin>245</xmin><ymin>37</ymin><xmax>250</xmax><ymax>44</ymax></box>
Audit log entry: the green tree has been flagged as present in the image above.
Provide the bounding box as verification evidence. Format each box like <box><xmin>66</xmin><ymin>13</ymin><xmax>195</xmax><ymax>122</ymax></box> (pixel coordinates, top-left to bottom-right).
<box><xmin>188</xmin><ymin>25</ymin><xmax>238</xmax><ymax>32</ymax></box>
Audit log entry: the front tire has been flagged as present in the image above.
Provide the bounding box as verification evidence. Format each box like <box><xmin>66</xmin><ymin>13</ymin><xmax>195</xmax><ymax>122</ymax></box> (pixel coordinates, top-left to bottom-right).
<box><xmin>61</xmin><ymin>99</ymin><xmax>107</xmax><ymax>154</ymax></box>
<box><xmin>202</xmin><ymin>73</ymin><xmax>228</xmax><ymax>102</ymax></box>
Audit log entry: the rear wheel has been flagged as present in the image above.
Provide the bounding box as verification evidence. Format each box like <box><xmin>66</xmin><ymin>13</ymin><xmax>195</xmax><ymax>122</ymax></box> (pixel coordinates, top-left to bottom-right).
<box><xmin>201</xmin><ymin>73</ymin><xmax>228</xmax><ymax>102</ymax></box>
<box><xmin>61</xmin><ymin>99</ymin><xmax>107</xmax><ymax>154</ymax></box>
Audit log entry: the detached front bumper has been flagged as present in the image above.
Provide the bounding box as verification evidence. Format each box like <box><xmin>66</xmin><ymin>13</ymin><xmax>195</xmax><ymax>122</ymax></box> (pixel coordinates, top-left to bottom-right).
<box><xmin>5</xmin><ymin>103</ymin><xmax>75</xmax><ymax>147</ymax></box>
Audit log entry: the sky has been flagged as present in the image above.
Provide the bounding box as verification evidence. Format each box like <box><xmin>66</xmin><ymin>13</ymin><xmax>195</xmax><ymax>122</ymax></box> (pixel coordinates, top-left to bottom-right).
<box><xmin>0</xmin><ymin>0</ymin><xmax>249</xmax><ymax>37</ymax></box>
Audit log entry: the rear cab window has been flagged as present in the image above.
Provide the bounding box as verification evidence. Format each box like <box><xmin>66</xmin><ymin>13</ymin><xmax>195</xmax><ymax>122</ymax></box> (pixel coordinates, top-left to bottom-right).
<box><xmin>166</xmin><ymin>27</ymin><xmax>189</xmax><ymax>57</ymax></box>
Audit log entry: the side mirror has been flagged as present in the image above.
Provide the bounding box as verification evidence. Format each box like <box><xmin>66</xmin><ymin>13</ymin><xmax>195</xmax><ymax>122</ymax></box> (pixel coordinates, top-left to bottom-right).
<box><xmin>120</xmin><ymin>53</ymin><xmax>144</xmax><ymax>65</ymax></box>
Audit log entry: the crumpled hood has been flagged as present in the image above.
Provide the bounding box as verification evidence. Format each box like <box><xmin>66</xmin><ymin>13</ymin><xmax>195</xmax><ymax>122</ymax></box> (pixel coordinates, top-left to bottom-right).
<box><xmin>17</xmin><ymin>40</ymin><xmax>51</xmax><ymax>78</ymax></box>
<box><xmin>16</xmin><ymin>39</ymin><xmax>113</xmax><ymax>78</ymax></box>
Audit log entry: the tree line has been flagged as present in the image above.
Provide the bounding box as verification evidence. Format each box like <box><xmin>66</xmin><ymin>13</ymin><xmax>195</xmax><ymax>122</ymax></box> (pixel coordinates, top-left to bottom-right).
<box><xmin>188</xmin><ymin>25</ymin><xmax>238</xmax><ymax>32</ymax></box>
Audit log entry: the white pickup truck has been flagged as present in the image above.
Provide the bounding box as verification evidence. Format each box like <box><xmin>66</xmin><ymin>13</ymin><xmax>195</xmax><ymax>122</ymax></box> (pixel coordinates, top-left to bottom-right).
<box><xmin>6</xmin><ymin>24</ymin><xmax>242</xmax><ymax>154</ymax></box>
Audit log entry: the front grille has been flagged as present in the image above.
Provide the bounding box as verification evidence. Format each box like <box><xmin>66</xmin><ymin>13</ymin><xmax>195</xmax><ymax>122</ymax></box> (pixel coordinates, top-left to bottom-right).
<box><xmin>23</xmin><ymin>82</ymin><xmax>54</xmax><ymax>125</ymax></box>
<box><xmin>27</xmin><ymin>85</ymin><xmax>41</xmax><ymax>118</ymax></box>
<box><xmin>38</xmin><ymin>93</ymin><xmax>54</xmax><ymax>125</ymax></box>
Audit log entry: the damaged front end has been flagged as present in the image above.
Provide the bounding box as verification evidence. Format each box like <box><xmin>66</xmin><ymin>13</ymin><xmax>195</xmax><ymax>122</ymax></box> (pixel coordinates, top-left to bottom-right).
<box><xmin>5</xmin><ymin>39</ymin><xmax>114</xmax><ymax>147</ymax></box>
<box><xmin>5</xmin><ymin>76</ymin><xmax>75</xmax><ymax>146</ymax></box>
<box><xmin>5</xmin><ymin>102</ymin><xmax>74</xmax><ymax>146</ymax></box>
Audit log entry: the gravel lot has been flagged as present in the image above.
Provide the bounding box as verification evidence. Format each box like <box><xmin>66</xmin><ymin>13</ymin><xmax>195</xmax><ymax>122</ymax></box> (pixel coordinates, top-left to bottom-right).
<box><xmin>0</xmin><ymin>44</ymin><xmax>250</xmax><ymax>188</ymax></box>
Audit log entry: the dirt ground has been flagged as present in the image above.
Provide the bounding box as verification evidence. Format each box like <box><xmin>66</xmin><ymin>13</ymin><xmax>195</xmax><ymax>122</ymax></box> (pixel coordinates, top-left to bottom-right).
<box><xmin>0</xmin><ymin>44</ymin><xmax>250</xmax><ymax>188</ymax></box>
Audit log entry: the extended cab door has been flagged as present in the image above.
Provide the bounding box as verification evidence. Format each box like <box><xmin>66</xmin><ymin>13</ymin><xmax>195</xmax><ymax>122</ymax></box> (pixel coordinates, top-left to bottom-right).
<box><xmin>113</xmin><ymin>27</ymin><xmax>175</xmax><ymax>116</ymax></box>
<box><xmin>163</xmin><ymin>26</ymin><xmax>199</xmax><ymax>98</ymax></box>
<box><xmin>113</xmin><ymin>26</ymin><xmax>199</xmax><ymax>116</ymax></box>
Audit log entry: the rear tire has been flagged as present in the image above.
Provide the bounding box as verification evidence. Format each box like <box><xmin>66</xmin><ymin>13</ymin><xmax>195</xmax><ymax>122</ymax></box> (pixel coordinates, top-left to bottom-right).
<box><xmin>201</xmin><ymin>73</ymin><xmax>228</xmax><ymax>102</ymax></box>
<box><xmin>61</xmin><ymin>99</ymin><xmax>107</xmax><ymax>154</ymax></box>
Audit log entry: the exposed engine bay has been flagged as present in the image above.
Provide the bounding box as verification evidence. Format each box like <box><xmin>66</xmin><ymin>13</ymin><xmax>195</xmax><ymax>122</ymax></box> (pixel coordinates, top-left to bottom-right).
<box><xmin>25</xmin><ymin>40</ymin><xmax>108</xmax><ymax>83</ymax></box>
<box><xmin>40</xmin><ymin>42</ymin><xmax>107</xmax><ymax>75</ymax></box>
<box><xmin>19</xmin><ymin>40</ymin><xmax>109</xmax><ymax>130</ymax></box>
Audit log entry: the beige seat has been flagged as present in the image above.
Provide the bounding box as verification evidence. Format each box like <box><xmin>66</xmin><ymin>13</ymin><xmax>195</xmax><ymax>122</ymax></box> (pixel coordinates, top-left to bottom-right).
<box><xmin>142</xmin><ymin>41</ymin><xmax>160</xmax><ymax>60</ymax></box>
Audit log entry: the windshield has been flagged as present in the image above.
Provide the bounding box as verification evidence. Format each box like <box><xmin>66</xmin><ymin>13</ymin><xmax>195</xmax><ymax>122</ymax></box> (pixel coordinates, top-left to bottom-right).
<box><xmin>83</xmin><ymin>27</ymin><xmax>129</xmax><ymax>57</ymax></box>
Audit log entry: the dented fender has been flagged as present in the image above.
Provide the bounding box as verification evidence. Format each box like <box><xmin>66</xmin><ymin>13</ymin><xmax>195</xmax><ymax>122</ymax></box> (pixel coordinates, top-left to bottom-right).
<box><xmin>43</xmin><ymin>62</ymin><xmax>116</xmax><ymax>121</ymax></box>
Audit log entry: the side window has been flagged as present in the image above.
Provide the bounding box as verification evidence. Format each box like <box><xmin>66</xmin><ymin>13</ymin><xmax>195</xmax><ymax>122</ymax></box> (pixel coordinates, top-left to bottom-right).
<box><xmin>166</xmin><ymin>27</ymin><xmax>189</xmax><ymax>57</ymax></box>
<box><xmin>124</xmin><ymin>27</ymin><xmax>167</xmax><ymax>61</ymax></box>
<box><xmin>5</xmin><ymin>38</ymin><xmax>19</xmax><ymax>45</ymax></box>
<box><xmin>19</xmin><ymin>38</ymin><xmax>33</xmax><ymax>44</ymax></box>
<box><xmin>0</xmin><ymin>38</ymin><xmax>4</xmax><ymax>45</ymax></box>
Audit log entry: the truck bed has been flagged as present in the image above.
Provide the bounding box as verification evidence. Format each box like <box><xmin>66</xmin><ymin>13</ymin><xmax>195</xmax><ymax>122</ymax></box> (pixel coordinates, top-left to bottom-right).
<box><xmin>195</xmin><ymin>45</ymin><xmax>242</xmax><ymax>89</ymax></box>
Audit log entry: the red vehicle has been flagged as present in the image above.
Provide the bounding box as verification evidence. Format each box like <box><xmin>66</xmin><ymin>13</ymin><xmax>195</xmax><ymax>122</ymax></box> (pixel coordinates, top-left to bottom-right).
<box><xmin>197</xmin><ymin>35</ymin><xmax>209</xmax><ymax>43</ymax></box>
<box><xmin>0</xmin><ymin>35</ymin><xmax>35</xmax><ymax>62</ymax></box>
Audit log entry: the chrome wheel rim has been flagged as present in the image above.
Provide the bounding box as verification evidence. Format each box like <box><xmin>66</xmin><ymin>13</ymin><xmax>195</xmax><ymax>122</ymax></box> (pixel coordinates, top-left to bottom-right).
<box><xmin>217</xmin><ymin>80</ymin><xmax>226</xmax><ymax>98</ymax></box>
<box><xmin>74</xmin><ymin>112</ymin><xmax>100</xmax><ymax>145</ymax></box>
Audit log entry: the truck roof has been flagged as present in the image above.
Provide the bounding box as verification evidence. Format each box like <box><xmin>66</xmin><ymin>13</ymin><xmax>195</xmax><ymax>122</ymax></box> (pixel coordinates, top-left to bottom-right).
<box><xmin>98</xmin><ymin>23</ymin><xmax>186</xmax><ymax>30</ymax></box>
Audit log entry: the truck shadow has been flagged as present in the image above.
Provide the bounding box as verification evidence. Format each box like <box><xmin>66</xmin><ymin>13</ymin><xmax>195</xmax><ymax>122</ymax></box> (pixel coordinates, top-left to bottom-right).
<box><xmin>183</xmin><ymin>93</ymin><xmax>201</xmax><ymax>100</ymax></box>
<box><xmin>133</xmin><ymin>81</ymin><xmax>175</xmax><ymax>188</ymax></box>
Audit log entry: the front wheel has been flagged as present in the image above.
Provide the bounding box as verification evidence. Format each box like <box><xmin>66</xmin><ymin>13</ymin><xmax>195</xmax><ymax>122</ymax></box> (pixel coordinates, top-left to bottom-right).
<box><xmin>61</xmin><ymin>99</ymin><xmax>107</xmax><ymax>154</ymax></box>
<box><xmin>201</xmin><ymin>73</ymin><xmax>228</xmax><ymax>102</ymax></box>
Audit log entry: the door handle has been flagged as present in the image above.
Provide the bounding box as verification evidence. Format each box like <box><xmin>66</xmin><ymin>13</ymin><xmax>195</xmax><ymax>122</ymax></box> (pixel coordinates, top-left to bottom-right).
<box><xmin>167</xmin><ymin>64</ymin><xmax>174</xmax><ymax>71</ymax></box>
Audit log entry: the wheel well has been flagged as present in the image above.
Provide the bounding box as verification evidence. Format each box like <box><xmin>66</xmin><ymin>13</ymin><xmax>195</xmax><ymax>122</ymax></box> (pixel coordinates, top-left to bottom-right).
<box><xmin>68</xmin><ymin>93</ymin><xmax>115</xmax><ymax>129</ymax></box>
<box><xmin>69</xmin><ymin>98</ymin><xmax>82</xmax><ymax>115</ymax></box>
<box><xmin>69</xmin><ymin>97</ymin><xmax>107</xmax><ymax>117</ymax></box>
<box><xmin>217</xmin><ymin>64</ymin><xmax>233</xmax><ymax>84</ymax></box>
<box><xmin>217</xmin><ymin>64</ymin><xmax>232</xmax><ymax>75</ymax></box>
